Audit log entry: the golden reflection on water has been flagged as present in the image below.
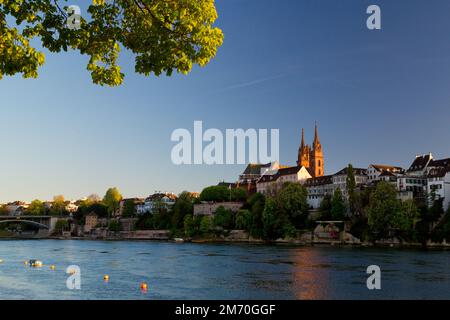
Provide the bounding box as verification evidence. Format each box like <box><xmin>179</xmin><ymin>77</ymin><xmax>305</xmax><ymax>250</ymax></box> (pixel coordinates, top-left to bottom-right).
<box><xmin>291</xmin><ymin>248</ymin><xmax>330</xmax><ymax>300</ymax></box>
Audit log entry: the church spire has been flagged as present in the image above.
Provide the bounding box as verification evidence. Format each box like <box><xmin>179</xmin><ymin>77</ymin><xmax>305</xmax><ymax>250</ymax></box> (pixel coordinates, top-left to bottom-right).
<box><xmin>313</xmin><ymin>122</ymin><xmax>320</xmax><ymax>146</ymax></box>
<box><xmin>301</xmin><ymin>128</ymin><xmax>305</xmax><ymax>149</ymax></box>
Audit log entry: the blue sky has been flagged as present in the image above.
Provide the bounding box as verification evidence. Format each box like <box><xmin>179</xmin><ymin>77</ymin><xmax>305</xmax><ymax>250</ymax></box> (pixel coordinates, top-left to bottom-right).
<box><xmin>1</xmin><ymin>0</ymin><xmax>450</xmax><ymax>202</ymax></box>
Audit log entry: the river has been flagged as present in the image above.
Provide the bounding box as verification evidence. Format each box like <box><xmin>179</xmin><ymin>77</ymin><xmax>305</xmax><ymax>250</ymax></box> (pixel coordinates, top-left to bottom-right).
<box><xmin>0</xmin><ymin>240</ymin><xmax>448</xmax><ymax>300</ymax></box>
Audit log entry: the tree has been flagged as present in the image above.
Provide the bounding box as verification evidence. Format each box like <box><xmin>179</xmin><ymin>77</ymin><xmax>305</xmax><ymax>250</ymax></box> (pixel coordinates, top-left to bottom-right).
<box><xmin>172</xmin><ymin>191</ymin><xmax>194</xmax><ymax>230</ymax></box>
<box><xmin>262</xmin><ymin>197</ymin><xmax>283</xmax><ymax>241</ymax></box>
<box><xmin>108</xmin><ymin>220</ymin><xmax>121</xmax><ymax>232</ymax></box>
<box><xmin>86</xmin><ymin>194</ymin><xmax>101</xmax><ymax>204</ymax></box>
<box><xmin>393</xmin><ymin>199</ymin><xmax>421</xmax><ymax>236</ymax></box>
<box><xmin>199</xmin><ymin>216</ymin><xmax>211</xmax><ymax>235</ymax></box>
<box><xmin>331</xmin><ymin>188</ymin><xmax>346</xmax><ymax>221</ymax></box>
<box><xmin>0</xmin><ymin>0</ymin><xmax>223</xmax><ymax>86</ymax></box>
<box><xmin>235</xmin><ymin>209</ymin><xmax>251</xmax><ymax>230</ymax></box>
<box><xmin>319</xmin><ymin>195</ymin><xmax>332</xmax><ymax>220</ymax></box>
<box><xmin>367</xmin><ymin>181</ymin><xmax>402</xmax><ymax>238</ymax></box>
<box><xmin>54</xmin><ymin>219</ymin><xmax>69</xmax><ymax>234</ymax></box>
<box><xmin>230</xmin><ymin>188</ymin><xmax>248</xmax><ymax>202</ymax></box>
<box><xmin>27</xmin><ymin>199</ymin><xmax>46</xmax><ymax>215</ymax></box>
<box><xmin>103</xmin><ymin>187</ymin><xmax>122</xmax><ymax>217</ymax></box>
<box><xmin>183</xmin><ymin>214</ymin><xmax>195</xmax><ymax>237</ymax></box>
<box><xmin>122</xmin><ymin>199</ymin><xmax>136</xmax><ymax>218</ymax></box>
<box><xmin>428</xmin><ymin>197</ymin><xmax>444</xmax><ymax>223</ymax></box>
<box><xmin>50</xmin><ymin>195</ymin><xmax>66</xmax><ymax>216</ymax></box>
<box><xmin>247</xmin><ymin>193</ymin><xmax>265</xmax><ymax>238</ymax></box>
<box><xmin>346</xmin><ymin>164</ymin><xmax>357</xmax><ymax>215</ymax></box>
<box><xmin>276</xmin><ymin>182</ymin><xmax>309</xmax><ymax>229</ymax></box>
<box><xmin>199</xmin><ymin>186</ymin><xmax>229</xmax><ymax>202</ymax></box>
<box><xmin>0</xmin><ymin>205</ymin><xmax>9</xmax><ymax>215</ymax></box>
<box><xmin>213</xmin><ymin>206</ymin><xmax>233</xmax><ymax>229</ymax></box>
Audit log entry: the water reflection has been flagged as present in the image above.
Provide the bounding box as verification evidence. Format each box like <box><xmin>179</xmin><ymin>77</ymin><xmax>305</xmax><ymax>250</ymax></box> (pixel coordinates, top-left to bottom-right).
<box><xmin>291</xmin><ymin>248</ymin><xmax>330</xmax><ymax>299</ymax></box>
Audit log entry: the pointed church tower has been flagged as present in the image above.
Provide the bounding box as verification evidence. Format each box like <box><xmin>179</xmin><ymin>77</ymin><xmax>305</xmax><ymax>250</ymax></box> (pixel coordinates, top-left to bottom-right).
<box><xmin>297</xmin><ymin>128</ymin><xmax>311</xmax><ymax>168</ymax></box>
<box><xmin>310</xmin><ymin>123</ymin><xmax>324</xmax><ymax>177</ymax></box>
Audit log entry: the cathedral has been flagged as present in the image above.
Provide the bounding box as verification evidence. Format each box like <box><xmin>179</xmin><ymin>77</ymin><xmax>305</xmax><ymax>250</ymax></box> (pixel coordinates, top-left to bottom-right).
<box><xmin>297</xmin><ymin>124</ymin><xmax>324</xmax><ymax>178</ymax></box>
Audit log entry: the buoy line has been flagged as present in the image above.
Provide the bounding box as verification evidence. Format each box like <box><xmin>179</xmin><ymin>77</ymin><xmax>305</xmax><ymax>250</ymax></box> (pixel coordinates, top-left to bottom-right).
<box><xmin>0</xmin><ymin>258</ymin><xmax>150</xmax><ymax>292</ymax></box>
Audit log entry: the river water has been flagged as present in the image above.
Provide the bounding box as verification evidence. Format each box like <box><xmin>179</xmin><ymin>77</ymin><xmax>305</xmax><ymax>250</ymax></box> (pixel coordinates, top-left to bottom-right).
<box><xmin>0</xmin><ymin>240</ymin><xmax>448</xmax><ymax>300</ymax></box>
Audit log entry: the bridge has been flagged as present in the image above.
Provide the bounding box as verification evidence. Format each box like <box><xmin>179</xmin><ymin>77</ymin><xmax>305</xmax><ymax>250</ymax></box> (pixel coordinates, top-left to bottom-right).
<box><xmin>0</xmin><ymin>215</ymin><xmax>58</xmax><ymax>233</ymax></box>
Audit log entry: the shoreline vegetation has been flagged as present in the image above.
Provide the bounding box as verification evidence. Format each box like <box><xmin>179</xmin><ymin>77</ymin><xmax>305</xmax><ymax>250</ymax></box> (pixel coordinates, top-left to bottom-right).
<box><xmin>1</xmin><ymin>164</ymin><xmax>450</xmax><ymax>250</ymax></box>
<box><xmin>2</xmin><ymin>234</ymin><xmax>450</xmax><ymax>250</ymax></box>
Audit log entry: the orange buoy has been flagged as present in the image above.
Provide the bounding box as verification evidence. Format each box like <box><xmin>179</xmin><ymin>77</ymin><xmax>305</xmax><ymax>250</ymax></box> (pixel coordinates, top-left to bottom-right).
<box><xmin>140</xmin><ymin>282</ymin><xmax>148</xmax><ymax>291</ymax></box>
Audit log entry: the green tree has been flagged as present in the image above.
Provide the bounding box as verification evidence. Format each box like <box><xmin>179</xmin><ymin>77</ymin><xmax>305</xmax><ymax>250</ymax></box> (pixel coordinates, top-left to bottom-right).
<box><xmin>122</xmin><ymin>199</ymin><xmax>136</xmax><ymax>218</ymax></box>
<box><xmin>27</xmin><ymin>199</ymin><xmax>46</xmax><ymax>215</ymax></box>
<box><xmin>247</xmin><ymin>193</ymin><xmax>265</xmax><ymax>238</ymax></box>
<box><xmin>183</xmin><ymin>214</ymin><xmax>195</xmax><ymax>237</ymax></box>
<box><xmin>346</xmin><ymin>164</ymin><xmax>357</xmax><ymax>215</ymax></box>
<box><xmin>199</xmin><ymin>186</ymin><xmax>229</xmax><ymax>202</ymax></box>
<box><xmin>213</xmin><ymin>206</ymin><xmax>234</xmax><ymax>229</ymax></box>
<box><xmin>108</xmin><ymin>220</ymin><xmax>121</xmax><ymax>232</ymax></box>
<box><xmin>199</xmin><ymin>215</ymin><xmax>212</xmax><ymax>235</ymax></box>
<box><xmin>367</xmin><ymin>181</ymin><xmax>402</xmax><ymax>238</ymax></box>
<box><xmin>276</xmin><ymin>182</ymin><xmax>309</xmax><ymax>229</ymax></box>
<box><xmin>319</xmin><ymin>194</ymin><xmax>332</xmax><ymax>220</ymax></box>
<box><xmin>428</xmin><ymin>197</ymin><xmax>444</xmax><ymax>223</ymax></box>
<box><xmin>50</xmin><ymin>195</ymin><xmax>66</xmax><ymax>216</ymax></box>
<box><xmin>235</xmin><ymin>209</ymin><xmax>251</xmax><ymax>230</ymax></box>
<box><xmin>262</xmin><ymin>197</ymin><xmax>283</xmax><ymax>241</ymax></box>
<box><xmin>172</xmin><ymin>191</ymin><xmax>194</xmax><ymax>230</ymax></box>
<box><xmin>103</xmin><ymin>187</ymin><xmax>122</xmax><ymax>217</ymax></box>
<box><xmin>392</xmin><ymin>199</ymin><xmax>421</xmax><ymax>236</ymax></box>
<box><xmin>331</xmin><ymin>188</ymin><xmax>346</xmax><ymax>221</ymax></box>
<box><xmin>0</xmin><ymin>0</ymin><xmax>223</xmax><ymax>86</ymax></box>
<box><xmin>230</xmin><ymin>188</ymin><xmax>248</xmax><ymax>201</ymax></box>
<box><xmin>54</xmin><ymin>219</ymin><xmax>69</xmax><ymax>234</ymax></box>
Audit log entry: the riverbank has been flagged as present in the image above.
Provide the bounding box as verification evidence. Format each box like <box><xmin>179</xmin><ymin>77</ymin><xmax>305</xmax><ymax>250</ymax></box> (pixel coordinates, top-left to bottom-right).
<box><xmin>2</xmin><ymin>229</ymin><xmax>450</xmax><ymax>248</ymax></box>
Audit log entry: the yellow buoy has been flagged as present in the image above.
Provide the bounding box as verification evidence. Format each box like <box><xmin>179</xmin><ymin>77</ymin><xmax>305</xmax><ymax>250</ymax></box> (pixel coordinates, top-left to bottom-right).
<box><xmin>140</xmin><ymin>282</ymin><xmax>148</xmax><ymax>291</ymax></box>
<box><xmin>0</xmin><ymin>259</ymin><xmax>3</xmax><ymax>263</ymax></box>
<box><xmin>103</xmin><ymin>275</ymin><xmax>110</xmax><ymax>282</ymax></box>
<box><xmin>50</xmin><ymin>265</ymin><xmax>56</xmax><ymax>270</ymax></box>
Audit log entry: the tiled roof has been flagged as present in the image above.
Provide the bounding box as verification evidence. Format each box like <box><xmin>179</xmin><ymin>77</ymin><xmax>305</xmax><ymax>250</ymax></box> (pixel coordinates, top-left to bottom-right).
<box><xmin>371</xmin><ymin>164</ymin><xmax>403</xmax><ymax>172</ymax></box>
<box><xmin>428</xmin><ymin>167</ymin><xmax>448</xmax><ymax>178</ymax></box>
<box><xmin>257</xmin><ymin>174</ymin><xmax>279</xmax><ymax>183</ymax></box>
<box><xmin>277</xmin><ymin>166</ymin><xmax>302</xmax><ymax>176</ymax></box>
<box><xmin>429</xmin><ymin>158</ymin><xmax>450</xmax><ymax>168</ymax></box>
<box><xmin>408</xmin><ymin>154</ymin><xmax>432</xmax><ymax>172</ymax></box>
<box><xmin>242</xmin><ymin>163</ymin><xmax>272</xmax><ymax>175</ymax></box>
<box><xmin>334</xmin><ymin>167</ymin><xmax>367</xmax><ymax>176</ymax></box>
<box><xmin>304</xmin><ymin>175</ymin><xmax>333</xmax><ymax>187</ymax></box>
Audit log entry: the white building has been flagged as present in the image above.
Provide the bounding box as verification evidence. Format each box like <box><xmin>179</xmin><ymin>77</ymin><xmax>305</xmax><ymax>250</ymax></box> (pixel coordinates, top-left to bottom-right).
<box><xmin>332</xmin><ymin>167</ymin><xmax>368</xmax><ymax>198</ymax></box>
<box><xmin>427</xmin><ymin>167</ymin><xmax>450</xmax><ymax>212</ymax></box>
<box><xmin>136</xmin><ymin>193</ymin><xmax>177</xmax><ymax>215</ymax></box>
<box><xmin>304</xmin><ymin>175</ymin><xmax>333</xmax><ymax>209</ymax></box>
<box><xmin>256</xmin><ymin>166</ymin><xmax>312</xmax><ymax>196</ymax></box>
